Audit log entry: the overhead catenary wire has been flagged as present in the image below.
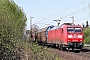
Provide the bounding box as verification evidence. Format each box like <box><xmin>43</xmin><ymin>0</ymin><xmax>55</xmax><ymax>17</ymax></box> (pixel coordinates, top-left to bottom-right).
<box><xmin>87</xmin><ymin>2</ymin><xmax>90</xmax><ymax>16</ymax></box>
<box><xmin>34</xmin><ymin>18</ymin><xmax>45</xmax><ymax>24</ymax></box>
<box><xmin>74</xmin><ymin>16</ymin><xmax>90</xmax><ymax>22</ymax></box>
<box><xmin>33</xmin><ymin>0</ymin><xmax>88</xmax><ymax>25</ymax></box>
<box><xmin>61</xmin><ymin>6</ymin><xmax>88</xmax><ymax>18</ymax></box>
<box><xmin>46</xmin><ymin>0</ymin><xmax>86</xmax><ymax>18</ymax></box>
<box><xmin>60</xmin><ymin>17</ymin><xmax>68</xmax><ymax>23</ymax></box>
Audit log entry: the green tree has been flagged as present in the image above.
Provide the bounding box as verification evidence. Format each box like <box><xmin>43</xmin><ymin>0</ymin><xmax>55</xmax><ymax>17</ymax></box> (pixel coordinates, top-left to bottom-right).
<box><xmin>84</xmin><ymin>28</ymin><xmax>90</xmax><ymax>44</ymax></box>
<box><xmin>0</xmin><ymin>0</ymin><xmax>27</xmax><ymax>59</ymax></box>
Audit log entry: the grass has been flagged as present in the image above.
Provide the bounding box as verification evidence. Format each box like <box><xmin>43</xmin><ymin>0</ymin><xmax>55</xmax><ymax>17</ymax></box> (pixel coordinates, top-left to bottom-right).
<box><xmin>16</xmin><ymin>40</ymin><xmax>61</xmax><ymax>60</ymax></box>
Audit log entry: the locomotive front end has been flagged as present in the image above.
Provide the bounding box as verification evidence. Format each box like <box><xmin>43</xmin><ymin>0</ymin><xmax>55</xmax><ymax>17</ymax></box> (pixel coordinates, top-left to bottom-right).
<box><xmin>67</xmin><ymin>26</ymin><xmax>84</xmax><ymax>49</ymax></box>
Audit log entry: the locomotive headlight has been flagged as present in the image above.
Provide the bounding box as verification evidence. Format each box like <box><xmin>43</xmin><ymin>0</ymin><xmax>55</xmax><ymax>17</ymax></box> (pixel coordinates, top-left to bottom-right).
<box><xmin>68</xmin><ymin>35</ymin><xmax>72</xmax><ymax>38</ymax></box>
<box><xmin>80</xmin><ymin>40</ymin><xmax>82</xmax><ymax>42</ymax></box>
<box><xmin>68</xmin><ymin>40</ymin><xmax>70</xmax><ymax>41</ymax></box>
<box><xmin>78</xmin><ymin>35</ymin><xmax>82</xmax><ymax>38</ymax></box>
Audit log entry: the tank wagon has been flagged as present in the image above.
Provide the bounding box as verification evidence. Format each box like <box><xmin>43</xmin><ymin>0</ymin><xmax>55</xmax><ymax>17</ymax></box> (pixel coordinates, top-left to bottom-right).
<box><xmin>32</xmin><ymin>23</ymin><xmax>84</xmax><ymax>50</ymax></box>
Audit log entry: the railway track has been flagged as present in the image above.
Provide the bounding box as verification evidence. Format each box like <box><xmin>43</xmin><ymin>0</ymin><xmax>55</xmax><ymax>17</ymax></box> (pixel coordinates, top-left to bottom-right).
<box><xmin>76</xmin><ymin>49</ymin><xmax>90</xmax><ymax>59</ymax></box>
<box><xmin>37</xmin><ymin>42</ymin><xmax>90</xmax><ymax>60</ymax></box>
<box><xmin>48</xmin><ymin>47</ymin><xmax>90</xmax><ymax>60</ymax></box>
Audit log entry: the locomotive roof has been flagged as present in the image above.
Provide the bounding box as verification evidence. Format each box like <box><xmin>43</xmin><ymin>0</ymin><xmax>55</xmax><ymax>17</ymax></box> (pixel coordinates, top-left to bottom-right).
<box><xmin>35</xmin><ymin>23</ymin><xmax>82</xmax><ymax>32</ymax></box>
<box><xmin>51</xmin><ymin>23</ymin><xmax>82</xmax><ymax>30</ymax></box>
<box><xmin>60</xmin><ymin>23</ymin><xmax>82</xmax><ymax>28</ymax></box>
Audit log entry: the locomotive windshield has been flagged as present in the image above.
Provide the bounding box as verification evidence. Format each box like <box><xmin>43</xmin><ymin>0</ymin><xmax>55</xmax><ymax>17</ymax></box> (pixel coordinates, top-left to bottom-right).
<box><xmin>67</xmin><ymin>27</ymin><xmax>82</xmax><ymax>32</ymax></box>
<box><xmin>75</xmin><ymin>28</ymin><xmax>82</xmax><ymax>32</ymax></box>
<box><xmin>67</xmin><ymin>28</ymin><xmax>74</xmax><ymax>32</ymax></box>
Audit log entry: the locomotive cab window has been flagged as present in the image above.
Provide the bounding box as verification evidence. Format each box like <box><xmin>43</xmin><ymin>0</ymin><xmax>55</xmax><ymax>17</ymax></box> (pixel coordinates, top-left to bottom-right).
<box><xmin>75</xmin><ymin>28</ymin><xmax>82</xmax><ymax>32</ymax></box>
<box><xmin>67</xmin><ymin>28</ymin><xmax>74</xmax><ymax>32</ymax></box>
<box><xmin>67</xmin><ymin>27</ymin><xmax>82</xmax><ymax>32</ymax></box>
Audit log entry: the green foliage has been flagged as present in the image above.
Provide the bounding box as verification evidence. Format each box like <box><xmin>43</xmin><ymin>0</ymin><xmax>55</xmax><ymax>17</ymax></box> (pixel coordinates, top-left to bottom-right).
<box><xmin>0</xmin><ymin>0</ymin><xmax>27</xmax><ymax>59</ymax></box>
<box><xmin>0</xmin><ymin>0</ymin><xmax>60</xmax><ymax>60</ymax></box>
<box><xmin>84</xmin><ymin>36</ymin><xmax>90</xmax><ymax>44</ymax></box>
<box><xmin>84</xmin><ymin>28</ymin><xmax>90</xmax><ymax>44</ymax></box>
<box><xmin>20</xmin><ymin>40</ymin><xmax>61</xmax><ymax>60</ymax></box>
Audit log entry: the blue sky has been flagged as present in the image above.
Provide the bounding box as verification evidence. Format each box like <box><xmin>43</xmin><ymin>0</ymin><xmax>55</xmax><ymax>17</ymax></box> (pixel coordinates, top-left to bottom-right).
<box><xmin>14</xmin><ymin>0</ymin><xmax>90</xmax><ymax>30</ymax></box>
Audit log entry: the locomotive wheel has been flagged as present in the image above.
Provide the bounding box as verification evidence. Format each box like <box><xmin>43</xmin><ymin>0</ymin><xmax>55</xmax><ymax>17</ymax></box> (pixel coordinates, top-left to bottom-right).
<box><xmin>61</xmin><ymin>44</ymin><xmax>66</xmax><ymax>51</ymax></box>
<box><xmin>52</xmin><ymin>44</ymin><xmax>56</xmax><ymax>48</ymax></box>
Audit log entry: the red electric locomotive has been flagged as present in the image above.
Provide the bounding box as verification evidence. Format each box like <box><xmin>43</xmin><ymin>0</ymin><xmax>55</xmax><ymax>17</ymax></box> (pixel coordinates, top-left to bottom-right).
<box><xmin>48</xmin><ymin>23</ymin><xmax>84</xmax><ymax>50</ymax></box>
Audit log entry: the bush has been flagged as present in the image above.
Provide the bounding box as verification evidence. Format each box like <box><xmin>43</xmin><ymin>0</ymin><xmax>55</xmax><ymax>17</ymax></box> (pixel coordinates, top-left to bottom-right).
<box><xmin>20</xmin><ymin>40</ymin><xmax>61</xmax><ymax>60</ymax></box>
<box><xmin>0</xmin><ymin>0</ymin><xmax>27</xmax><ymax>59</ymax></box>
<box><xmin>84</xmin><ymin>28</ymin><xmax>90</xmax><ymax>44</ymax></box>
<box><xmin>84</xmin><ymin>36</ymin><xmax>90</xmax><ymax>44</ymax></box>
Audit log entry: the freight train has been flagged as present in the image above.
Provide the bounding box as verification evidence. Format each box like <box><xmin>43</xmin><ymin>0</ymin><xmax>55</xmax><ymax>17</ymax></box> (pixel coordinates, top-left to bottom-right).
<box><xmin>31</xmin><ymin>23</ymin><xmax>84</xmax><ymax>51</ymax></box>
